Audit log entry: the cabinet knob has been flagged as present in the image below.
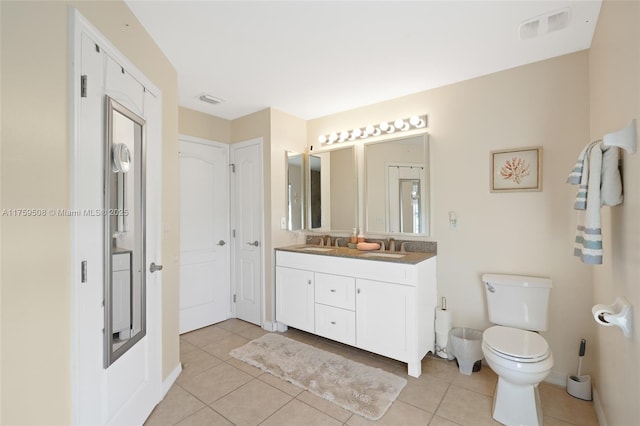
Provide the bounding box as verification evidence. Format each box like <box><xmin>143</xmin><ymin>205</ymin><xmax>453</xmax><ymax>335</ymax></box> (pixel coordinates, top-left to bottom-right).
<box><xmin>308</xmin><ymin>280</ymin><xmax>312</xmax><ymax>285</ymax></box>
<box><xmin>331</xmin><ymin>321</ymin><xmax>336</xmax><ymax>325</ymax></box>
<box><xmin>357</xmin><ymin>288</ymin><xmax>361</xmax><ymax>294</ymax></box>
<box><xmin>330</xmin><ymin>289</ymin><xmax>336</xmax><ymax>293</ymax></box>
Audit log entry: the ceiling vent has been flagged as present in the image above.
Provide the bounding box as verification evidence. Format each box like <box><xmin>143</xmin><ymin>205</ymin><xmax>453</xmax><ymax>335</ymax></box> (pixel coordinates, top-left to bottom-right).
<box><xmin>199</xmin><ymin>94</ymin><xmax>225</xmax><ymax>105</ymax></box>
<box><xmin>519</xmin><ymin>8</ymin><xmax>570</xmax><ymax>40</ymax></box>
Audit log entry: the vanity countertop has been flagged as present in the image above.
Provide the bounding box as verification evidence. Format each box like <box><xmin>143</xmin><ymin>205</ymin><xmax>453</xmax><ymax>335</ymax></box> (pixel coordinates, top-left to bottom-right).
<box><xmin>275</xmin><ymin>244</ymin><xmax>436</xmax><ymax>265</ymax></box>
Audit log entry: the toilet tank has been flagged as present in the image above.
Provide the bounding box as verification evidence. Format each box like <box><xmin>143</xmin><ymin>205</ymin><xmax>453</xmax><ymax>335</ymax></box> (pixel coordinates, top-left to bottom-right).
<box><xmin>482</xmin><ymin>273</ymin><xmax>552</xmax><ymax>331</ymax></box>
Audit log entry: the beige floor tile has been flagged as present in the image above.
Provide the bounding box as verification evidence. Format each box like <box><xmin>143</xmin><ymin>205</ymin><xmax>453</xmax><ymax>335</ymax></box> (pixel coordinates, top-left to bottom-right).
<box><xmin>201</xmin><ymin>334</ymin><xmax>250</xmax><ymax>360</ymax></box>
<box><xmin>175</xmin><ymin>407</ymin><xmax>234</xmax><ymax>426</ymax></box>
<box><xmin>236</xmin><ymin>325</ymin><xmax>269</xmax><ymax>340</ymax></box>
<box><xmin>216</xmin><ymin>318</ymin><xmax>257</xmax><ymax>334</ymax></box>
<box><xmin>420</xmin><ymin>356</ymin><xmax>460</xmax><ymax>383</ymax></box>
<box><xmin>429</xmin><ymin>415</ymin><xmax>463</xmax><ymax>426</ymax></box>
<box><xmin>178</xmin><ymin>362</ymin><xmax>253</xmax><ymax>404</ymax></box>
<box><xmin>436</xmin><ymin>385</ymin><xmax>500</xmax><ymax>426</ymax></box>
<box><xmin>542</xmin><ymin>415</ymin><xmax>576</xmax><ymax>426</ymax></box>
<box><xmin>397</xmin><ymin>374</ymin><xmax>449</xmax><ymax>413</ymax></box>
<box><xmin>450</xmin><ymin>365</ymin><xmax>497</xmax><ymax>397</ymax></box>
<box><xmin>177</xmin><ymin>348</ymin><xmax>223</xmax><ymax>384</ymax></box>
<box><xmin>180</xmin><ymin>340</ymin><xmax>200</xmax><ymax>357</ymax></box>
<box><xmin>539</xmin><ymin>382</ymin><xmax>599</xmax><ymax>426</ymax></box>
<box><xmin>210</xmin><ymin>379</ymin><xmax>293</xmax><ymax>426</ymax></box>
<box><xmin>181</xmin><ymin>325</ymin><xmax>234</xmax><ymax>348</ymax></box>
<box><xmin>257</xmin><ymin>372</ymin><xmax>304</xmax><ymax>397</ymax></box>
<box><xmin>261</xmin><ymin>399</ymin><xmax>344</xmax><ymax>426</ymax></box>
<box><xmin>296</xmin><ymin>390</ymin><xmax>353</xmax><ymax>423</ymax></box>
<box><xmin>346</xmin><ymin>400</ymin><xmax>433</xmax><ymax>426</ymax></box>
<box><xmin>226</xmin><ymin>357</ymin><xmax>264</xmax><ymax>377</ymax></box>
<box><xmin>144</xmin><ymin>385</ymin><xmax>204</xmax><ymax>426</ymax></box>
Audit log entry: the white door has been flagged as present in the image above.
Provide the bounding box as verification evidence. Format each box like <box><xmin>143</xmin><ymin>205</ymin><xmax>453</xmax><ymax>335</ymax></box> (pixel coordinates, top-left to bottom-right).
<box><xmin>231</xmin><ymin>139</ymin><xmax>263</xmax><ymax>325</ymax></box>
<box><xmin>71</xmin><ymin>12</ymin><xmax>161</xmax><ymax>425</ymax></box>
<box><xmin>179</xmin><ymin>137</ymin><xmax>230</xmax><ymax>333</ymax></box>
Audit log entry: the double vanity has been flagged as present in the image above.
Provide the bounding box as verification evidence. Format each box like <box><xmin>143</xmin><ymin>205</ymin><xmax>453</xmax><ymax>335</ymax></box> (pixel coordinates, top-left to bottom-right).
<box><xmin>275</xmin><ymin>245</ymin><xmax>437</xmax><ymax>377</ymax></box>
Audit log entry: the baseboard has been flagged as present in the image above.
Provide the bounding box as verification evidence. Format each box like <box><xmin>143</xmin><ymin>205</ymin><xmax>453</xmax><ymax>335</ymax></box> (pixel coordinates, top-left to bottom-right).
<box><xmin>261</xmin><ymin>320</ymin><xmax>278</xmax><ymax>332</ymax></box>
<box><xmin>162</xmin><ymin>363</ymin><xmax>182</xmax><ymax>397</ymax></box>
<box><xmin>592</xmin><ymin>387</ymin><xmax>608</xmax><ymax>426</ymax></box>
<box><xmin>544</xmin><ymin>369</ymin><xmax>567</xmax><ymax>387</ymax></box>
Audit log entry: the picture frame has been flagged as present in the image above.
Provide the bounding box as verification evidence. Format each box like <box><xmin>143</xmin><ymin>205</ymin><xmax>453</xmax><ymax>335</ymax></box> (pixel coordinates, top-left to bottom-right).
<box><xmin>490</xmin><ymin>146</ymin><xmax>542</xmax><ymax>192</ymax></box>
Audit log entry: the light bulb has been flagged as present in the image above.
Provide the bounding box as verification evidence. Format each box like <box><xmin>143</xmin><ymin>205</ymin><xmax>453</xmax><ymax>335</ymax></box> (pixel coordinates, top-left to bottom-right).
<box><xmin>328</xmin><ymin>133</ymin><xmax>338</xmax><ymax>144</ymax></box>
<box><xmin>318</xmin><ymin>135</ymin><xmax>327</xmax><ymax>144</ymax></box>
<box><xmin>394</xmin><ymin>119</ymin><xmax>405</xmax><ymax>129</ymax></box>
<box><xmin>339</xmin><ymin>130</ymin><xmax>350</xmax><ymax>141</ymax></box>
<box><xmin>365</xmin><ymin>125</ymin><xmax>375</xmax><ymax>135</ymax></box>
<box><xmin>379</xmin><ymin>122</ymin><xmax>390</xmax><ymax>132</ymax></box>
<box><xmin>352</xmin><ymin>128</ymin><xmax>362</xmax><ymax>138</ymax></box>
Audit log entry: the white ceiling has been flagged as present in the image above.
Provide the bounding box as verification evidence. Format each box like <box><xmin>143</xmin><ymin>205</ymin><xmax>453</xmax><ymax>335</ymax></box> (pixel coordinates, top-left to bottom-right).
<box><xmin>125</xmin><ymin>1</ymin><xmax>602</xmax><ymax>121</ymax></box>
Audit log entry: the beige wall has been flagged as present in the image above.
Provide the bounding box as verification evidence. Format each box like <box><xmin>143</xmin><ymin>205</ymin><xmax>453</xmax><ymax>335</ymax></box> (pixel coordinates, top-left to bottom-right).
<box><xmin>308</xmin><ymin>52</ymin><xmax>595</xmax><ymax>381</ymax></box>
<box><xmin>589</xmin><ymin>0</ymin><xmax>640</xmax><ymax>424</ymax></box>
<box><xmin>0</xmin><ymin>1</ymin><xmax>180</xmax><ymax>424</ymax></box>
<box><xmin>179</xmin><ymin>106</ymin><xmax>231</xmax><ymax>143</ymax></box>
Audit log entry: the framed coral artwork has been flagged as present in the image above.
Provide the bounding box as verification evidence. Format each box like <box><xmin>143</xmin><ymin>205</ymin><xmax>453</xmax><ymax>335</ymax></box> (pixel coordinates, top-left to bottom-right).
<box><xmin>490</xmin><ymin>147</ymin><xmax>542</xmax><ymax>192</ymax></box>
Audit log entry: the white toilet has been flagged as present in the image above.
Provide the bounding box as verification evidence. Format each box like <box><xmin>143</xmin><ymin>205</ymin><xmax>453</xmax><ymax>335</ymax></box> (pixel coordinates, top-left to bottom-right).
<box><xmin>481</xmin><ymin>274</ymin><xmax>554</xmax><ymax>426</ymax></box>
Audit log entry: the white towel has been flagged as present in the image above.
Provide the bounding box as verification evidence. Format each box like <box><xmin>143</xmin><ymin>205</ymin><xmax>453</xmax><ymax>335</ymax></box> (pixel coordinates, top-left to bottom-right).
<box><xmin>568</xmin><ymin>142</ymin><xmax>623</xmax><ymax>264</ymax></box>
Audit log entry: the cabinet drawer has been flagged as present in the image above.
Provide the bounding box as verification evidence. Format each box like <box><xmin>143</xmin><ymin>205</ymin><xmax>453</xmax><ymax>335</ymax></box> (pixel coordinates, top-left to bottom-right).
<box><xmin>315</xmin><ymin>273</ymin><xmax>355</xmax><ymax>310</ymax></box>
<box><xmin>315</xmin><ymin>304</ymin><xmax>356</xmax><ymax>346</ymax></box>
<box><xmin>112</xmin><ymin>252</ymin><xmax>131</xmax><ymax>272</ymax></box>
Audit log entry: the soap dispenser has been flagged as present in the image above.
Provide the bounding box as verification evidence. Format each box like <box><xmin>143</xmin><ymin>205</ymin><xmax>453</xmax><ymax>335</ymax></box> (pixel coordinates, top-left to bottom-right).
<box><xmin>350</xmin><ymin>228</ymin><xmax>358</xmax><ymax>244</ymax></box>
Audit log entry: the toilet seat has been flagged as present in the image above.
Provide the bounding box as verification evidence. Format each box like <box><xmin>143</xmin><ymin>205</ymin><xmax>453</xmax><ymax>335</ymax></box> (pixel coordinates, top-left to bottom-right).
<box><xmin>484</xmin><ymin>326</ymin><xmax>550</xmax><ymax>363</ymax></box>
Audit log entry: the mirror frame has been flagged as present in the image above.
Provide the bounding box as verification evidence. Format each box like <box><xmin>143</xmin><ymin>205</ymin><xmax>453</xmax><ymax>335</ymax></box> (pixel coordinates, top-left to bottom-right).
<box><xmin>104</xmin><ymin>96</ymin><xmax>147</xmax><ymax>368</ymax></box>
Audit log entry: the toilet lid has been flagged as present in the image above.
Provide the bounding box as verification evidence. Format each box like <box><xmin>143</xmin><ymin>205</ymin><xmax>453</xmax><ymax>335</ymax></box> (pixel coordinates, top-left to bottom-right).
<box><xmin>484</xmin><ymin>326</ymin><xmax>550</xmax><ymax>362</ymax></box>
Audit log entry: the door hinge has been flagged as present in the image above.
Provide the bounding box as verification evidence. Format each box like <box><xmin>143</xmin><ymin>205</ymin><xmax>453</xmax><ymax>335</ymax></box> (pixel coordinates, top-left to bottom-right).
<box><xmin>81</xmin><ymin>260</ymin><xmax>87</xmax><ymax>283</ymax></box>
<box><xmin>80</xmin><ymin>75</ymin><xmax>87</xmax><ymax>98</ymax></box>
<box><xmin>233</xmin><ymin>294</ymin><xmax>237</xmax><ymax>303</ymax></box>
<box><xmin>229</xmin><ymin>163</ymin><xmax>235</xmax><ymax>173</ymax></box>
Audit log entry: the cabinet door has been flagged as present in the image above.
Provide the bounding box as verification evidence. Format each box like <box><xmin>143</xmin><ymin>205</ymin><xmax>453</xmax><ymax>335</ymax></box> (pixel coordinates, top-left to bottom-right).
<box><xmin>276</xmin><ymin>266</ymin><xmax>315</xmax><ymax>333</ymax></box>
<box><xmin>356</xmin><ymin>278</ymin><xmax>412</xmax><ymax>362</ymax></box>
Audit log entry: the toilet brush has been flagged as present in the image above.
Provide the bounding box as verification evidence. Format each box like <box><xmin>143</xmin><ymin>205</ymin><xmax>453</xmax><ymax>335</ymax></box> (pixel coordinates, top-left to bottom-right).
<box><xmin>567</xmin><ymin>339</ymin><xmax>592</xmax><ymax>400</ymax></box>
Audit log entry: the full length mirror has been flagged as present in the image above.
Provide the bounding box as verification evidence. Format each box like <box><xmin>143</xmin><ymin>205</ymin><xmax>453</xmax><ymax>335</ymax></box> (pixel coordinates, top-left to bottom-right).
<box><xmin>104</xmin><ymin>97</ymin><xmax>146</xmax><ymax>367</ymax></box>
<box><xmin>307</xmin><ymin>146</ymin><xmax>357</xmax><ymax>232</ymax></box>
<box><xmin>365</xmin><ymin>134</ymin><xmax>429</xmax><ymax>235</ymax></box>
<box><xmin>286</xmin><ymin>151</ymin><xmax>304</xmax><ymax>231</ymax></box>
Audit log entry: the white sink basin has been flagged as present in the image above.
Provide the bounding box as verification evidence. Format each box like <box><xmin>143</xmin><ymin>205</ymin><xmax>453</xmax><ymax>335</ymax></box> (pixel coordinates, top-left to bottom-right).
<box><xmin>360</xmin><ymin>252</ymin><xmax>406</xmax><ymax>259</ymax></box>
<box><xmin>301</xmin><ymin>247</ymin><xmax>334</xmax><ymax>252</ymax></box>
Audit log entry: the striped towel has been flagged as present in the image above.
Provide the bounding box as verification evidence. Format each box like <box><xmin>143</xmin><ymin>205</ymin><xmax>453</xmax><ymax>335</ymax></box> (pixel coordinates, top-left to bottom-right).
<box><xmin>567</xmin><ymin>142</ymin><xmax>623</xmax><ymax>264</ymax></box>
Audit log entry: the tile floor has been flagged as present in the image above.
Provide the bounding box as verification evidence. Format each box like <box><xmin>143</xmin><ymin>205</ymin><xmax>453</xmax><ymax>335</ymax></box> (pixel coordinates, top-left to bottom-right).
<box><xmin>145</xmin><ymin>319</ymin><xmax>599</xmax><ymax>426</ymax></box>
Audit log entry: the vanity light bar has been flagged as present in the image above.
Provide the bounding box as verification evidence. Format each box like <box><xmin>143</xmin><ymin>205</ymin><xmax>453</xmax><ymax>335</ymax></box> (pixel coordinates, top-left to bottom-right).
<box><xmin>318</xmin><ymin>115</ymin><xmax>427</xmax><ymax>145</ymax></box>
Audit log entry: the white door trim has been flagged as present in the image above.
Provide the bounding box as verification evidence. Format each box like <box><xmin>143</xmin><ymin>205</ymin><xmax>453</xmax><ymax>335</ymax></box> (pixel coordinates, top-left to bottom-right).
<box><xmin>230</xmin><ymin>138</ymin><xmax>265</xmax><ymax>326</ymax></box>
<box><xmin>69</xmin><ymin>9</ymin><xmax>162</xmax><ymax>424</ymax></box>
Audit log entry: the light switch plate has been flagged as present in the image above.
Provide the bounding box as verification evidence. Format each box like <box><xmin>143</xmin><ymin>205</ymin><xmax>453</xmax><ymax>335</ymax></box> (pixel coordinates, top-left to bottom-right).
<box><xmin>280</xmin><ymin>217</ymin><xmax>287</xmax><ymax>229</ymax></box>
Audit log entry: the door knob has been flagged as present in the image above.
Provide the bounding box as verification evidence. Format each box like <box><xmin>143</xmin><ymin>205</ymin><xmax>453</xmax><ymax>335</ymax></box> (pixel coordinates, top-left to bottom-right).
<box><xmin>246</xmin><ymin>241</ymin><xmax>259</xmax><ymax>247</ymax></box>
<box><xmin>150</xmin><ymin>262</ymin><xmax>163</xmax><ymax>273</ymax></box>
<box><xmin>217</xmin><ymin>240</ymin><xmax>226</xmax><ymax>246</ymax></box>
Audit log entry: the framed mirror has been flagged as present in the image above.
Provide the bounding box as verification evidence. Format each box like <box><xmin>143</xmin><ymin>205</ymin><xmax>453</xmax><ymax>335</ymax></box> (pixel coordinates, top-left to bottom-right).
<box><xmin>286</xmin><ymin>151</ymin><xmax>304</xmax><ymax>231</ymax></box>
<box><xmin>364</xmin><ymin>134</ymin><xmax>429</xmax><ymax>235</ymax></box>
<box><xmin>104</xmin><ymin>96</ymin><xmax>146</xmax><ymax>367</ymax></box>
<box><xmin>307</xmin><ymin>146</ymin><xmax>357</xmax><ymax>232</ymax></box>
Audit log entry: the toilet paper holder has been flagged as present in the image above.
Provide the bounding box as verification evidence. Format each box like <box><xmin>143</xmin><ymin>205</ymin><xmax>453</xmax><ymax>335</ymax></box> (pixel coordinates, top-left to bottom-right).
<box><xmin>592</xmin><ymin>297</ymin><xmax>633</xmax><ymax>338</ymax></box>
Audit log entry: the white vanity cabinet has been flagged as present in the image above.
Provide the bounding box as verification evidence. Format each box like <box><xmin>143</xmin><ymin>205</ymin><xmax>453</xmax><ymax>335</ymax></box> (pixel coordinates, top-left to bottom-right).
<box><xmin>275</xmin><ymin>249</ymin><xmax>437</xmax><ymax>377</ymax></box>
<box><xmin>275</xmin><ymin>266</ymin><xmax>315</xmax><ymax>333</ymax></box>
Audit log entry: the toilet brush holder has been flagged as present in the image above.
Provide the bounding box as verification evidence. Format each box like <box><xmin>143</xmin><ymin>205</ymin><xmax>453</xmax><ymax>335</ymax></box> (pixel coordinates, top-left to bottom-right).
<box><xmin>567</xmin><ymin>375</ymin><xmax>592</xmax><ymax>401</ymax></box>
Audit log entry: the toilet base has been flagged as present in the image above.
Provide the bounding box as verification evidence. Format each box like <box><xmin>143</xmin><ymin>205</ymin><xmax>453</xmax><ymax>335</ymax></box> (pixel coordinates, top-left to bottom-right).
<box><xmin>493</xmin><ymin>377</ymin><xmax>542</xmax><ymax>426</ymax></box>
